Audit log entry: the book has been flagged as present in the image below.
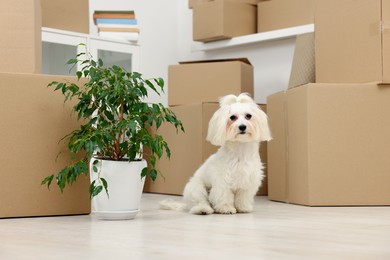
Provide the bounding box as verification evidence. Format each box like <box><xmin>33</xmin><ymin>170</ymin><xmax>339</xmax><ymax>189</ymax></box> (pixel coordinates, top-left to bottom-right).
<box><xmin>98</xmin><ymin>32</ymin><xmax>139</xmax><ymax>42</ymax></box>
<box><xmin>96</xmin><ymin>23</ymin><xmax>139</xmax><ymax>29</ymax></box>
<box><xmin>96</xmin><ymin>18</ymin><xmax>138</xmax><ymax>25</ymax></box>
<box><xmin>94</xmin><ymin>10</ymin><xmax>135</xmax><ymax>14</ymax></box>
<box><xmin>98</xmin><ymin>27</ymin><xmax>140</xmax><ymax>33</ymax></box>
<box><xmin>93</xmin><ymin>13</ymin><xmax>136</xmax><ymax>25</ymax></box>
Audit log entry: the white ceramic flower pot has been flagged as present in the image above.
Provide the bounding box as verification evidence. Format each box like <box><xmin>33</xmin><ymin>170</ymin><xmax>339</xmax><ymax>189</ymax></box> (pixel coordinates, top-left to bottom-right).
<box><xmin>89</xmin><ymin>158</ymin><xmax>147</xmax><ymax>220</ymax></box>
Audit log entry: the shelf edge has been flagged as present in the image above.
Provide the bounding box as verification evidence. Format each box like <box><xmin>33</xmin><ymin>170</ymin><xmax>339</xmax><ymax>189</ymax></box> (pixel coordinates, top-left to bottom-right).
<box><xmin>191</xmin><ymin>24</ymin><xmax>315</xmax><ymax>52</ymax></box>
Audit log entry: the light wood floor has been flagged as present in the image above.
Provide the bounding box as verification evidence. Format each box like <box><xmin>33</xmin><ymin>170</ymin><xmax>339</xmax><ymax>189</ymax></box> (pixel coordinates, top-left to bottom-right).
<box><xmin>1</xmin><ymin>193</ymin><xmax>390</xmax><ymax>259</ymax></box>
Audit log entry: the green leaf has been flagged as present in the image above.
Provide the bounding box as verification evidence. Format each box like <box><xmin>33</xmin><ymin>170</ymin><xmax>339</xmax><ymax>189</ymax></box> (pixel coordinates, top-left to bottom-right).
<box><xmin>150</xmin><ymin>169</ymin><xmax>158</xmax><ymax>181</ymax></box>
<box><xmin>55</xmin><ymin>82</ymin><xmax>64</xmax><ymax>91</ymax></box>
<box><xmin>66</xmin><ymin>58</ymin><xmax>78</xmax><ymax>65</ymax></box>
<box><xmin>41</xmin><ymin>175</ymin><xmax>54</xmax><ymax>189</ymax></box>
<box><xmin>101</xmin><ymin>177</ymin><xmax>109</xmax><ymax>197</ymax></box>
<box><xmin>92</xmin><ymin>185</ymin><xmax>103</xmax><ymax>198</ymax></box>
<box><xmin>141</xmin><ymin>167</ymin><xmax>148</xmax><ymax>178</ymax></box>
<box><xmin>145</xmin><ymin>80</ymin><xmax>157</xmax><ymax>94</ymax></box>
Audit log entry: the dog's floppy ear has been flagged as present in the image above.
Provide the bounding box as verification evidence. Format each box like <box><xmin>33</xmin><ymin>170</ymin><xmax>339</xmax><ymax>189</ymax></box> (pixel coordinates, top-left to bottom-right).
<box><xmin>253</xmin><ymin>105</ymin><xmax>272</xmax><ymax>142</ymax></box>
<box><xmin>206</xmin><ymin>105</ymin><xmax>229</xmax><ymax>146</ymax></box>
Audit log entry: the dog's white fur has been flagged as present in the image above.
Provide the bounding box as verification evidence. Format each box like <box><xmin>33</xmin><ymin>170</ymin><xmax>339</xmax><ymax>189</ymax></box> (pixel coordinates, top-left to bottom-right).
<box><xmin>160</xmin><ymin>93</ymin><xmax>271</xmax><ymax>215</ymax></box>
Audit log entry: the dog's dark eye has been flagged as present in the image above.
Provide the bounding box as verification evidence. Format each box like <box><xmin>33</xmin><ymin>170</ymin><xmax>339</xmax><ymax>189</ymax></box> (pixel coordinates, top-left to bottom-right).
<box><xmin>245</xmin><ymin>114</ymin><xmax>252</xmax><ymax>120</ymax></box>
<box><xmin>230</xmin><ymin>115</ymin><xmax>237</xmax><ymax>121</ymax></box>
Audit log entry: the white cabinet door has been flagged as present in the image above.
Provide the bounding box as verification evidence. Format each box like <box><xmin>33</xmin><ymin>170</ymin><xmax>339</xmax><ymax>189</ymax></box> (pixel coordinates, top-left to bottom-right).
<box><xmin>42</xmin><ymin>28</ymin><xmax>140</xmax><ymax>75</ymax></box>
<box><xmin>89</xmin><ymin>37</ymin><xmax>140</xmax><ymax>72</ymax></box>
<box><xmin>42</xmin><ymin>28</ymin><xmax>87</xmax><ymax>75</ymax></box>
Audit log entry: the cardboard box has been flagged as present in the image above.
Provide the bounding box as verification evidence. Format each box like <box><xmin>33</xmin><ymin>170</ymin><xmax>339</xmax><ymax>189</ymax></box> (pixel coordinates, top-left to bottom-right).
<box><xmin>168</xmin><ymin>58</ymin><xmax>254</xmax><ymax>106</ymax></box>
<box><xmin>315</xmin><ymin>0</ymin><xmax>390</xmax><ymax>83</ymax></box>
<box><xmin>41</xmin><ymin>0</ymin><xmax>89</xmax><ymax>34</ymax></box>
<box><xmin>143</xmin><ymin>103</ymin><xmax>268</xmax><ymax>196</ymax></box>
<box><xmin>257</xmin><ymin>0</ymin><xmax>313</xmax><ymax>33</ymax></box>
<box><xmin>0</xmin><ymin>0</ymin><xmax>41</xmax><ymax>73</ymax></box>
<box><xmin>189</xmin><ymin>0</ymin><xmax>263</xmax><ymax>9</ymax></box>
<box><xmin>0</xmin><ymin>73</ymin><xmax>90</xmax><ymax>218</ymax></box>
<box><xmin>189</xmin><ymin>0</ymin><xmax>211</xmax><ymax>9</ymax></box>
<box><xmin>193</xmin><ymin>0</ymin><xmax>257</xmax><ymax>42</ymax></box>
<box><xmin>267</xmin><ymin>83</ymin><xmax>390</xmax><ymax>206</ymax></box>
<box><xmin>288</xmin><ymin>32</ymin><xmax>315</xmax><ymax>89</ymax></box>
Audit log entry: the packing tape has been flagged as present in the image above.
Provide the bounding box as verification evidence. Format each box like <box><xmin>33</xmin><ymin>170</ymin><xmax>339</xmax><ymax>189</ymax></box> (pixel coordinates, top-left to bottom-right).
<box><xmin>369</xmin><ymin>22</ymin><xmax>382</xmax><ymax>36</ymax></box>
<box><xmin>382</xmin><ymin>21</ymin><xmax>390</xmax><ymax>34</ymax></box>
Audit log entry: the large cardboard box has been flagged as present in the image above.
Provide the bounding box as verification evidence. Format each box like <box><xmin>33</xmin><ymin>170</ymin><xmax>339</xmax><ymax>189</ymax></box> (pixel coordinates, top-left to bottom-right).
<box><xmin>267</xmin><ymin>83</ymin><xmax>390</xmax><ymax>206</ymax></box>
<box><xmin>0</xmin><ymin>73</ymin><xmax>90</xmax><ymax>218</ymax></box>
<box><xmin>143</xmin><ymin>103</ymin><xmax>268</xmax><ymax>196</ymax></box>
<box><xmin>41</xmin><ymin>0</ymin><xmax>89</xmax><ymax>34</ymax></box>
<box><xmin>0</xmin><ymin>0</ymin><xmax>41</xmax><ymax>73</ymax></box>
<box><xmin>193</xmin><ymin>0</ymin><xmax>257</xmax><ymax>42</ymax></box>
<box><xmin>257</xmin><ymin>0</ymin><xmax>313</xmax><ymax>33</ymax></box>
<box><xmin>315</xmin><ymin>0</ymin><xmax>390</xmax><ymax>83</ymax></box>
<box><xmin>168</xmin><ymin>58</ymin><xmax>254</xmax><ymax>106</ymax></box>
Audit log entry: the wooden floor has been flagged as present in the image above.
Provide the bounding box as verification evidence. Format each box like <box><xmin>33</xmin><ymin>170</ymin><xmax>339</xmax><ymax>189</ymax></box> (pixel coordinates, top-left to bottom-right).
<box><xmin>1</xmin><ymin>193</ymin><xmax>390</xmax><ymax>259</ymax></box>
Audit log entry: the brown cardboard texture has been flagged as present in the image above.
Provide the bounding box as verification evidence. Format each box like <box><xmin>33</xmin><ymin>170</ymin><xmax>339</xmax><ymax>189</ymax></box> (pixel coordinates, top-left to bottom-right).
<box><xmin>267</xmin><ymin>83</ymin><xmax>390</xmax><ymax>206</ymax></box>
<box><xmin>0</xmin><ymin>73</ymin><xmax>90</xmax><ymax>218</ymax></box>
<box><xmin>188</xmin><ymin>0</ymin><xmax>211</xmax><ymax>9</ymax></box>
<box><xmin>315</xmin><ymin>0</ymin><xmax>390</xmax><ymax>83</ymax></box>
<box><xmin>193</xmin><ymin>0</ymin><xmax>257</xmax><ymax>42</ymax></box>
<box><xmin>257</xmin><ymin>0</ymin><xmax>313</xmax><ymax>33</ymax></box>
<box><xmin>288</xmin><ymin>33</ymin><xmax>315</xmax><ymax>89</ymax></box>
<box><xmin>168</xmin><ymin>58</ymin><xmax>254</xmax><ymax>106</ymax></box>
<box><xmin>0</xmin><ymin>0</ymin><xmax>41</xmax><ymax>73</ymax></box>
<box><xmin>41</xmin><ymin>0</ymin><xmax>89</xmax><ymax>34</ymax></box>
<box><xmin>189</xmin><ymin>0</ymin><xmax>264</xmax><ymax>9</ymax></box>
<box><xmin>144</xmin><ymin>103</ymin><xmax>268</xmax><ymax>196</ymax></box>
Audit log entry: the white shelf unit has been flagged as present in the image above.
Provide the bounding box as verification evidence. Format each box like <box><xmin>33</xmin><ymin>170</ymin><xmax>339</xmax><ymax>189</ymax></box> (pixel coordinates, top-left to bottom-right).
<box><xmin>41</xmin><ymin>27</ymin><xmax>140</xmax><ymax>75</ymax></box>
<box><xmin>191</xmin><ymin>24</ymin><xmax>315</xmax><ymax>52</ymax></box>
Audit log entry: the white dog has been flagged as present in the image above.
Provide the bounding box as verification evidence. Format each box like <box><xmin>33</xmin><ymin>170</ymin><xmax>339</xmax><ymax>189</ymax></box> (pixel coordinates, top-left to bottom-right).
<box><xmin>160</xmin><ymin>93</ymin><xmax>271</xmax><ymax>215</ymax></box>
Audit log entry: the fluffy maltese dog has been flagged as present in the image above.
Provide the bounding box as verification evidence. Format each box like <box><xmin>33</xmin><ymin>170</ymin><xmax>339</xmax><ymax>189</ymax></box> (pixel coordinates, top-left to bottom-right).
<box><xmin>160</xmin><ymin>93</ymin><xmax>271</xmax><ymax>215</ymax></box>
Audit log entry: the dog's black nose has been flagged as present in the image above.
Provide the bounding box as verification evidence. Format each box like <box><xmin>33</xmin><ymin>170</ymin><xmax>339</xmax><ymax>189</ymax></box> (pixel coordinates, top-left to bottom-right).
<box><xmin>239</xmin><ymin>124</ymin><xmax>246</xmax><ymax>132</ymax></box>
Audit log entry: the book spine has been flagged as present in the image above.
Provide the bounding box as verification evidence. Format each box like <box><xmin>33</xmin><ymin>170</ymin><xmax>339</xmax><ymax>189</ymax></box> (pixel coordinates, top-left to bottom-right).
<box><xmin>94</xmin><ymin>10</ymin><xmax>135</xmax><ymax>14</ymax></box>
<box><xmin>93</xmin><ymin>13</ymin><xmax>136</xmax><ymax>24</ymax></box>
<box><xmin>98</xmin><ymin>27</ymin><xmax>140</xmax><ymax>33</ymax></box>
<box><xmin>96</xmin><ymin>23</ymin><xmax>139</xmax><ymax>29</ymax></box>
<box><xmin>96</xmin><ymin>18</ymin><xmax>138</xmax><ymax>25</ymax></box>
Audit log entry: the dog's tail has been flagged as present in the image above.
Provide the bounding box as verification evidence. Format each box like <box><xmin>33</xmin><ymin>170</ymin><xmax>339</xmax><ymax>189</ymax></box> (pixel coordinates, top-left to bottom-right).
<box><xmin>159</xmin><ymin>199</ymin><xmax>186</xmax><ymax>211</ymax></box>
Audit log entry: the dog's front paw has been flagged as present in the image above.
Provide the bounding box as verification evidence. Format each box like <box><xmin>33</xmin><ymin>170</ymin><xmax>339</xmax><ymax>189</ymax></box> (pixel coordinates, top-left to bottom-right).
<box><xmin>190</xmin><ymin>204</ymin><xmax>214</xmax><ymax>215</ymax></box>
<box><xmin>236</xmin><ymin>205</ymin><xmax>253</xmax><ymax>213</ymax></box>
<box><xmin>214</xmin><ymin>205</ymin><xmax>237</xmax><ymax>214</ymax></box>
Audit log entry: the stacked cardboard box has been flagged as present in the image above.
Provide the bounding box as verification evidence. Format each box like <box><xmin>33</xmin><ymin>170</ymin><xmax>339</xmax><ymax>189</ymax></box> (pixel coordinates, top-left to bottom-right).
<box><xmin>144</xmin><ymin>58</ymin><xmax>270</xmax><ymax>196</ymax></box>
<box><xmin>41</xmin><ymin>0</ymin><xmax>89</xmax><ymax>34</ymax></box>
<box><xmin>190</xmin><ymin>0</ymin><xmax>259</xmax><ymax>42</ymax></box>
<box><xmin>267</xmin><ymin>0</ymin><xmax>390</xmax><ymax>206</ymax></box>
<box><xmin>0</xmin><ymin>0</ymin><xmax>90</xmax><ymax>218</ymax></box>
<box><xmin>257</xmin><ymin>0</ymin><xmax>314</xmax><ymax>33</ymax></box>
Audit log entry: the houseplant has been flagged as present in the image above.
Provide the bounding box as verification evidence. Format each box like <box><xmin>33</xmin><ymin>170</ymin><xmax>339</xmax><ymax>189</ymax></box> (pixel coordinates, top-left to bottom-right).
<box><xmin>42</xmin><ymin>48</ymin><xmax>183</xmax><ymax>219</ymax></box>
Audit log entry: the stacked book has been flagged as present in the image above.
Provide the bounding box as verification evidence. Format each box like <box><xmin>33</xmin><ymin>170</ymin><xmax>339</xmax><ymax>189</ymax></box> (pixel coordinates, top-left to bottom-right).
<box><xmin>93</xmin><ymin>10</ymin><xmax>139</xmax><ymax>42</ymax></box>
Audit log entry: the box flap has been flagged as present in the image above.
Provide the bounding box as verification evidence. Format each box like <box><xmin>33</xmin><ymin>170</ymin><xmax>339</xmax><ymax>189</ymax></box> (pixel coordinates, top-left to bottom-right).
<box><xmin>288</xmin><ymin>32</ymin><xmax>315</xmax><ymax>89</ymax></box>
<box><xmin>179</xmin><ymin>58</ymin><xmax>252</xmax><ymax>66</ymax></box>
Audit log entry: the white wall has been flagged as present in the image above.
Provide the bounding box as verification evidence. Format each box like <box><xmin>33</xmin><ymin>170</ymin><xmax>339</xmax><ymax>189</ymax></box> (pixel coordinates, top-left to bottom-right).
<box><xmin>89</xmin><ymin>0</ymin><xmax>296</xmax><ymax>105</ymax></box>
